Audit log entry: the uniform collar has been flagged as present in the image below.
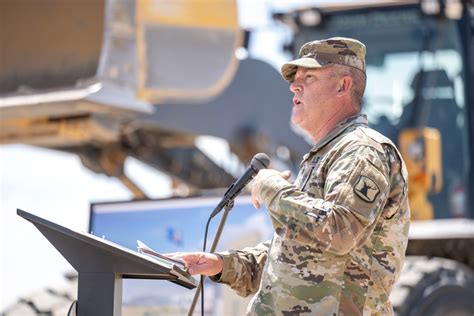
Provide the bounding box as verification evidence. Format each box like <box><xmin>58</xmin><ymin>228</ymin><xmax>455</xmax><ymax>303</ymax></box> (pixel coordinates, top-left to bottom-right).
<box><xmin>302</xmin><ymin>113</ymin><xmax>368</xmax><ymax>162</ymax></box>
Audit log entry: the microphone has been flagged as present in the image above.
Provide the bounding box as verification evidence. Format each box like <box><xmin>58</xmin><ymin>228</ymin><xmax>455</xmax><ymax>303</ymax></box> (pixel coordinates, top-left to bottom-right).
<box><xmin>209</xmin><ymin>153</ymin><xmax>270</xmax><ymax>218</ymax></box>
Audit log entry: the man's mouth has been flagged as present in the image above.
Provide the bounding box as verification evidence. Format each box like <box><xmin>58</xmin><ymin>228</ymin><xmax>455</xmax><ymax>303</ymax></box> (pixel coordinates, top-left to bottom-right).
<box><xmin>293</xmin><ymin>98</ymin><xmax>302</xmax><ymax>106</ymax></box>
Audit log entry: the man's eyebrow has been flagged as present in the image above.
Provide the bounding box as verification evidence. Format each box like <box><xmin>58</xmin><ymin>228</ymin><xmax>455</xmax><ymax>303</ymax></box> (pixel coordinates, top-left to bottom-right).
<box><xmin>296</xmin><ymin>69</ymin><xmax>315</xmax><ymax>76</ymax></box>
<box><xmin>296</xmin><ymin>71</ymin><xmax>320</xmax><ymax>79</ymax></box>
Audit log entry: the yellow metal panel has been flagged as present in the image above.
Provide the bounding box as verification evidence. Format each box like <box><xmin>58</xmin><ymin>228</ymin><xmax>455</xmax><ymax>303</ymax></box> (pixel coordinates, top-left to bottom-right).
<box><xmin>400</xmin><ymin>128</ymin><xmax>442</xmax><ymax>192</ymax></box>
<box><xmin>399</xmin><ymin>127</ymin><xmax>443</xmax><ymax>220</ymax></box>
<box><xmin>137</xmin><ymin>0</ymin><xmax>238</xmax><ymax>29</ymax></box>
<box><xmin>135</xmin><ymin>0</ymin><xmax>242</xmax><ymax>104</ymax></box>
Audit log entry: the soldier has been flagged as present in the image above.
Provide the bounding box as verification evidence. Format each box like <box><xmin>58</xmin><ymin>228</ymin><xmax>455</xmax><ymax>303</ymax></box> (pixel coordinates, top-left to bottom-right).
<box><xmin>168</xmin><ymin>37</ymin><xmax>410</xmax><ymax>315</ymax></box>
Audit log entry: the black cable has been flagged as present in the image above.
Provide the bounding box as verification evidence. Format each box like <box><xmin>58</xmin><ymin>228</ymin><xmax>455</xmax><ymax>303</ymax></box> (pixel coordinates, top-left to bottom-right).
<box><xmin>200</xmin><ymin>214</ymin><xmax>213</xmax><ymax>316</ymax></box>
<box><xmin>200</xmin><ymin>275</ymin><xmax>204</xmax><ymax>316</ymax></box>
<box><xmin>67</xmin><ymin>300</ymin><xmax>77</xmax><ymax>316</ymax></box>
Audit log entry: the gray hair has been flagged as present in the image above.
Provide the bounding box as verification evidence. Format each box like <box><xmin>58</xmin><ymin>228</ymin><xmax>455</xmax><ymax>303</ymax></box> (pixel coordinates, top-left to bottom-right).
<box><xmin>330</xmin><ymin>64</ymin><xmax>366</xmax><ymax>111</ymax></box>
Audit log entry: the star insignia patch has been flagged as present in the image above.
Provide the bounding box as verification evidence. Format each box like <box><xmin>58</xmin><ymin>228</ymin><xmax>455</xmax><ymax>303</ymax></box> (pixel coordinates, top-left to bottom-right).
<box><xmin>354</xmin><ymin>175</ymin><xmax>380</xmax><ymax>203</ymax></box>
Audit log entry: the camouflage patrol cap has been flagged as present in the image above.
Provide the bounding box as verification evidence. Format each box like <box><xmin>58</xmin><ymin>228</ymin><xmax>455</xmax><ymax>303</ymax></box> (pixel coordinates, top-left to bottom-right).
<box><xmin>281</xmin><ymin>37</ymin><xmax>366</xmax><ymax>82</ymax></box>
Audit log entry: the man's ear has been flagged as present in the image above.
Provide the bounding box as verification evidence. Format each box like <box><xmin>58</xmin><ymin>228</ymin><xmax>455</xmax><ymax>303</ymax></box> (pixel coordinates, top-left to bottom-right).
<box><xmin>337</xmin><ymin>76</ymin><xmax>353</xmax><ymax>96</ymax></box>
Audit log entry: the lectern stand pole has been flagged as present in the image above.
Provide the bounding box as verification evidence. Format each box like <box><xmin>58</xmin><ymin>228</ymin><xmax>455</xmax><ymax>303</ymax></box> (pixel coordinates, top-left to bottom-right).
<box><xmin>77</xmin><ymin>272</ymin><xmax>122</xmax><ymax>316</ymax></box>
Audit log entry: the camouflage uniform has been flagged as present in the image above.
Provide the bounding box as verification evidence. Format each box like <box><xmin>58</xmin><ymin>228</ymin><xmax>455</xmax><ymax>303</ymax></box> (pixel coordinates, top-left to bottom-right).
<box><xmin>212</xmin><ymin>38</ymin><xmax>410</xmax><ymax>316</ymax></box>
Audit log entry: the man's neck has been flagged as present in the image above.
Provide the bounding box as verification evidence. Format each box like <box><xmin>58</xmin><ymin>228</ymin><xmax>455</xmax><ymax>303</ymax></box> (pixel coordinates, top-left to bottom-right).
<box><xmin>311</xmin><ymin>105</ymin><xmax>358</xmax><ymax>143</ymax></box>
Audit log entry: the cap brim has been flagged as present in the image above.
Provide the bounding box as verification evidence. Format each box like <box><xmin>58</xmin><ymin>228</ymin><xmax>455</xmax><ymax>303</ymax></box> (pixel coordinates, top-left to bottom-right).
<box><xmin>280</xmin><ymin>58</ymin><xmax>325</xmax><ymax>82</ymax></box>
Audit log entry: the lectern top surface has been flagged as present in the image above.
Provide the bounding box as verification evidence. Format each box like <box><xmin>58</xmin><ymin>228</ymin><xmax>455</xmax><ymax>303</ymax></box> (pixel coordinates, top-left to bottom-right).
<box><xmin>17</xmin><ymin>209</ymin><xmax>197</xmax><ymax>289</ymax></box>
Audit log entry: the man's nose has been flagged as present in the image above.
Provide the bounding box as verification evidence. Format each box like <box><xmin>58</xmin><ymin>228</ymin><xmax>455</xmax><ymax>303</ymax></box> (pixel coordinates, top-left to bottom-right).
<box><xmin>290</xmin><ymin>81</ymin><xmax>302</xmax><ymax>93</ymax></box>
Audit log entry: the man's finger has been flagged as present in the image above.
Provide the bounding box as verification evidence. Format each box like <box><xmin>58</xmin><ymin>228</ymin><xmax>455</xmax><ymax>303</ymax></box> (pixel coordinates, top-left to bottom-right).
<box><xmin>280</xmin><ymin>170</ymin><xmax>291</xmax><ymax>180</ymax></box>
<box><xmin>188</xmin><ymin>264</ymin><xmax>212</xmax><ymax>275</ymax></box>
<box><xmin>188</xmin><ymin>261</ymin><xmax>208</xmax><ymax>275</ymax></box>
<box><xmin>163</xmin><ymin>252</ymin><xmax>180</xmax><ymax>258</ymax></box>
<box><xmin>251</xmin><ymin>183</ymin><xmax>260</xmax><ymax>209</ymax></box>
<box><xmin>188</xmin><ymin>266</ymin><xmax>198</xmax><ymax>275</ymax></box>
<box><xmin>252</xmin><ymin>194</ymin><xmax>260</xmax><ymax>209</ymax></box>
<box><xmin>164</xmin><ymin>252</ymin><xmax>189</xmax><ymax>261</ymax></box>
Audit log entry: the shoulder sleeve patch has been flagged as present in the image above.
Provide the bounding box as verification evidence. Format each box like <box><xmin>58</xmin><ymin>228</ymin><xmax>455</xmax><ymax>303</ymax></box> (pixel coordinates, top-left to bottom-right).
<box><xmin>353</xmin><ymin>175</ymin><xmax>380</xmax><ymax>203</ymax></box>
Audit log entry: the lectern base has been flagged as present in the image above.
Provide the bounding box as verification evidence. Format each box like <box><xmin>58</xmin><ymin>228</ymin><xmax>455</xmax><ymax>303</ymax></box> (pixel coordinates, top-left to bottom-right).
<box><xmin>77</xmin><ymin>273</ymin><xmax>122</xmax><ymax>316</ymax></box>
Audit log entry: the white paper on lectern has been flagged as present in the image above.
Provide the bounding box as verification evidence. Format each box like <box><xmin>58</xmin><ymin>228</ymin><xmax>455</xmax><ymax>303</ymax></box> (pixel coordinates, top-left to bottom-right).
<box><xmin>137</xmin><ymin>240</ymin><xmax>187</xmax><ymax>270</ymax></box>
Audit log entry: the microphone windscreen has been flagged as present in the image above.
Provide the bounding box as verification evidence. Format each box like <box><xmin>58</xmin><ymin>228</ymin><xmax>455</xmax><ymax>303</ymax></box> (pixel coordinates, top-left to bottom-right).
<box><xmin>251</xmin><ymin>153</ymin><xmax>271</xmax><ymax>171</ymax></box>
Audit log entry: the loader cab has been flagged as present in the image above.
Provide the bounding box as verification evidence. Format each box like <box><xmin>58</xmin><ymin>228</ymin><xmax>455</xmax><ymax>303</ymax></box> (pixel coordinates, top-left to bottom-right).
<box><xmin>277</xmin><ymin>1</ymin><xmax>473</xmax><ymax>219</ymax></box>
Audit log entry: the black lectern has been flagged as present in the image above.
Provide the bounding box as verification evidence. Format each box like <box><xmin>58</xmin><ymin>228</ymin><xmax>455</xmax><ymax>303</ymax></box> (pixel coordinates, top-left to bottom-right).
<box><xmin>17</xmin><ymin>209</ymin><xmax>197</xmax><ymax>316</ymax></box>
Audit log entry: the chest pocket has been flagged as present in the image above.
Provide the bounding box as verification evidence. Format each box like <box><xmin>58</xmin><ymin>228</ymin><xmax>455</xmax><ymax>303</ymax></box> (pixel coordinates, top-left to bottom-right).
<box><xmin>297</xmin><ymin>156</ymin><xmax>323</xmax><ymax>191</ymax></box>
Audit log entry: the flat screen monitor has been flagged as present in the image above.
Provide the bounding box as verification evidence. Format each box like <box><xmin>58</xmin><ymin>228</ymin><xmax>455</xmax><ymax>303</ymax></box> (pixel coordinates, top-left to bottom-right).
<box><xmin>89</xmin><ymin>195</ymin><xmax>273</xmax><ymax>315</ymax></box>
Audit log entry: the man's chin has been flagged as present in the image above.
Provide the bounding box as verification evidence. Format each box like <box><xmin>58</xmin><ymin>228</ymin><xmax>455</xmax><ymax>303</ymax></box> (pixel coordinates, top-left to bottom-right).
<box><xmin>291</xmin><ymin>115</ymin><xmax>302</xmax><ymax>126</ymax></box>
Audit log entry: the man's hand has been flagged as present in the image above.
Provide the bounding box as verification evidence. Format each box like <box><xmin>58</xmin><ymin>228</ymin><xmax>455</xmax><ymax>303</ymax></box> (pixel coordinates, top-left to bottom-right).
<box><xmin>165</xmin><ymin>252</ymin><xmax>223</xmax><ymax>276</ymax></box>
<box><xmin>251</xmin><ymin>169</ymin><xmax>291</xmax><ymax>209</ymax></box>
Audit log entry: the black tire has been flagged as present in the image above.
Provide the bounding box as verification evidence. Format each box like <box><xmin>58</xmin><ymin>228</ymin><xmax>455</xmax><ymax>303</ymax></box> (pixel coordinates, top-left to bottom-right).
<box><xmin>391</xmin><ymin>256</ymin><xmax>474</xmax><ymax>316</ymax></box>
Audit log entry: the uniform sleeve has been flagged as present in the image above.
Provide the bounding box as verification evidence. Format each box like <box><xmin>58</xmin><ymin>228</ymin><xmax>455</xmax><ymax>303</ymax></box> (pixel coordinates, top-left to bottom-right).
<box><xmin>209</xmin><ymin>240</ymin><xmax>270</xmax><ymax>297</ymax></box>
<box><xmin>254</xmin><ymin>145</ymin><xmax>390</xmax><ymax>255</ymax></box>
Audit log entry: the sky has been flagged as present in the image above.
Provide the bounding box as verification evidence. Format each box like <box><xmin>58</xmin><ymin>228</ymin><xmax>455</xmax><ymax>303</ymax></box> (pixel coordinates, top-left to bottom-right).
<box><xmin>0</xmin><ymin>0</ymin><xmax>363</xmax><ymax>311</ymax></box>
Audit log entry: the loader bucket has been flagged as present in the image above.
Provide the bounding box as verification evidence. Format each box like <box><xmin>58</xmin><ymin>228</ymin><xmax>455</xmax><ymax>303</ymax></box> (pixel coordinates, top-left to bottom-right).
<box><xmin>1</xmin><ymin>0</ymin><xmax>240</xmax><ymax>101</ymax></box>
<box><xmin>0</xmin><ymin>0</ymin><xmax>241</xmax><ymax>145</ymax></box>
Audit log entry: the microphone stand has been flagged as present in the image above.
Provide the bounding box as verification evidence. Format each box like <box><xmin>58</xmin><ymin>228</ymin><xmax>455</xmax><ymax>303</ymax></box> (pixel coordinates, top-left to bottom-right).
<box><xmin>187</xmin><ymin>200</ymin><xmax>235</xmax><ymax>316</ymax></box>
